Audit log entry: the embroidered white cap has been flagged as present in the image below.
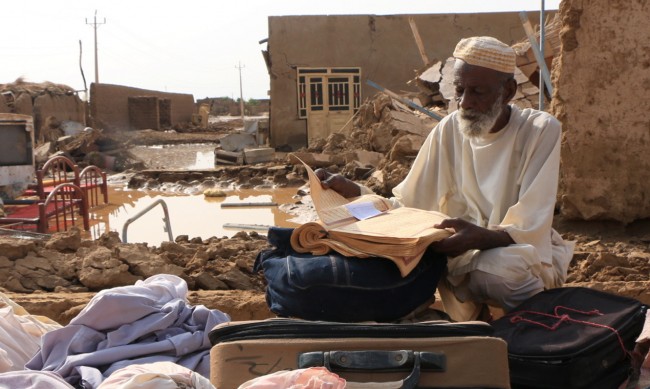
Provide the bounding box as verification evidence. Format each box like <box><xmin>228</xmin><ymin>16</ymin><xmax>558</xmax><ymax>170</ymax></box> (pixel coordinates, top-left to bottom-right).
<box><xmin>453</xmin><ymin>36</ymin><xmax>516</xmax><ymax>74</ymax></box>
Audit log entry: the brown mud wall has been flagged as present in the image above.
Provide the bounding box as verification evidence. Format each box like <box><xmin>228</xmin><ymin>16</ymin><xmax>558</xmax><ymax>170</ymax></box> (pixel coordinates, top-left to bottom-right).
<box><xmin>33</xmin><ymin>94</ymin><xmax>86</xmax><ymax>139</ymax></box>
<box><xmin>267</xmin><ymin>11</ymin><xmax>550</xmax><ymax>150</ymax></box>
<box><xmin>1</xmin><ymin>93</ymin><xmax>83</xmax><ymax>142</ymax></box>
<box><xmin>552</xmin><ymin>0</ymin><xmax>650</xmax><ymax>223</ymax></box>
<box><xmin>89</xmin><ymin>83</ymin><xmax>194</xmax><ymax>132</ymax></box>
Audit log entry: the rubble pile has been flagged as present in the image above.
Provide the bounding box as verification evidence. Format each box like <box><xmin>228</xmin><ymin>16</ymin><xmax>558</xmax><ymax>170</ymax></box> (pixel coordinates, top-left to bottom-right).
<box><xmin>34</xmin><ymin>120</ymin><xmax>240</xmax><ymax>172</ymax></box>
<box><xmin>0</xmin><ymin>78</ymin><xmax>77</xmax><ymax>98</ymax></box>
<box><xmin>2</xmin><ymin>219</ymin><xmax>648</xmax><ymax>325</ymax></box>
<box><xmin>566</xmin><ymin>239</ymin><xmax>650</xmax><ymax>284</ymax></box>
<box><xmin>511</xmin><ymin>13</ymin><xmax>562</xmax><ymax>100</ymax></box>
<box><xmin>559</xmin><ymin>223</ymin><xmax>650</xmax><ymax>305</ymax></box>
<box><xmin>169</xmin><ymin>117</ymin><xmax>241</xmax><ymax>134</ymax></box>
<box><xmin>125</xmin><ymin>164</ymin><xmax>304</xmax><ymax>192</ymax></box>
<box><xmin>33</xmin><ymin>129</ymin><xmax>146</xmax><ymax>172</ymax></box>
<box><xmin>294</xmin><ymin>45</ymin><xmax>556</xmax><ymax>197</ymax></box>
<box><xmin>410</xmin><ymin>56</ymin><xmax>549</xmax><ymax>114</ymax></box>
<box><xmin>292</xmin><ymin>92</ymin><xmax>438</xmax><ymax>197</ymax></box>
<box><xmin>0</xmin><ymin>227</ymin><xmax>269</xmax><ymax>295</ymax></box>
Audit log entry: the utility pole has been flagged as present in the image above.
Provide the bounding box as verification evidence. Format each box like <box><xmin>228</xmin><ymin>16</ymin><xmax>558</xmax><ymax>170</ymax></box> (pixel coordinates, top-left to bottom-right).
<box><xmin>235</xmin><ymin>61</ymin><xmax>245</xmax><ymax>123</ymax></box>
<box><xmin>86</xmin><ymin>10</ymin><xmax>106</xmax><ymax>84</ymax></box>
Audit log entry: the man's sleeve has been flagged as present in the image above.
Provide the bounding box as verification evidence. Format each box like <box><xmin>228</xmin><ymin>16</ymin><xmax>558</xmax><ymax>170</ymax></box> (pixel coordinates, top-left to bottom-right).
<box><xmin>496</xmin><ymin>114</ymin><xmax>562</xmax><ymax>265</ymax></box>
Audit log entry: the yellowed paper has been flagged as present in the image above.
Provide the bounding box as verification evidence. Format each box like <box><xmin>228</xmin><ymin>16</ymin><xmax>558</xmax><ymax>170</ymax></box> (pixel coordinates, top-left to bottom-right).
<box><xmin>332</xmin><ymin>207</ymin><xmax>449</xmax><ymax>238</ymax></box>
<box><xmin>303</xmin><ymin>160</ymin><xmax>349</xmax><ymax>224</ymax></box>
<box><xmin>290</xmin><ymin>154</ymin><xmax>452</xmax><ymax>277</ymax></box>
<box><xmin>301</xmin><ymin>156</ymin><xmax>391</xmax><ymax>226</ymax></box>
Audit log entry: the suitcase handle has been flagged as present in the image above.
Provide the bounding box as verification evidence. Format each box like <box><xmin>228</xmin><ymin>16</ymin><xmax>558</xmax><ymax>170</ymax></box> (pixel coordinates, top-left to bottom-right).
<box><xmin>298</xmin><ymin>350</ymin><xmax>446</xmax><ymax>389</ymax></box>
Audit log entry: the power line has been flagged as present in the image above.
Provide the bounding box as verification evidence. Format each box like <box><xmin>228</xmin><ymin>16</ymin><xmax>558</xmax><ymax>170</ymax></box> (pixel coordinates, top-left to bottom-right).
<box><xmin>86</xmin><ymin>10</ymin><xmax>106</xmax><ymax>84</ymax></box>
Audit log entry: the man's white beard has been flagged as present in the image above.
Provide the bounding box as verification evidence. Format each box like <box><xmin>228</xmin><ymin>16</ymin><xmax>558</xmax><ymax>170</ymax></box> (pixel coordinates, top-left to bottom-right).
<box><xmin>458</xmin><ymin>94</ymin><xmax>504</xmax><ymax>138</ymax></box>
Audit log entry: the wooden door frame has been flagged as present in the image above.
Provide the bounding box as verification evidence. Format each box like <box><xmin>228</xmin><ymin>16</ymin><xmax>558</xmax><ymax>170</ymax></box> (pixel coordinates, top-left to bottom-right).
<box><xmin>297</xmin><ymin>67</ymin><xmax>361</xmax><ymax>142</ymax></box>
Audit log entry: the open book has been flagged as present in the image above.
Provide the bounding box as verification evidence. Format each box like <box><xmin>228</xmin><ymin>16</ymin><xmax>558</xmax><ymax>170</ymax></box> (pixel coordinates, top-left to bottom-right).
<box><xmin>290</xmin><ymin>157</ymin><xmax>452</xmax><ymax>277</ymax></box>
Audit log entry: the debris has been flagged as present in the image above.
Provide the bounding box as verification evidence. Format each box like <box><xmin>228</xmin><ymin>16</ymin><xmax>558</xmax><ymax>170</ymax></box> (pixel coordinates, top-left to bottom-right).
<box><xmin>220</xmin><ymin>202</ymin><xmax>277</xmax><ymax>208</ymax></box>
<box><xmin>513</xmin><ymin>13</ymin><xmax>561</xmax><ymax>92</ymax></box>
<box><xmin>223</xmin><ymin>223</ymin><xmax>272</xmax><ymax>231</ymax></box>
<box><xmin>215</xmin><ymin>149</ymin><xmax>245</xmax><ymax>165</ymax></box>
<box><xmin>203</xmin><ymin>188</ymin><xmax>227</xmax><ymax>197</ymax></box>
<box><xmin>244</xmin><ymin>147</ymin><xmax>274</xmax><ymax>164</ymax></box>
<box><xmin>366</xmin><ymin>79</ymin><xmax>443</xmax><ymax>121</ymax></box>
<box><xmin>288</xmin><ymin>151</ymin><xmax>347</xmax><ymax>168</ymax></box>
<box><xmin>219</xmin><ymin>133</ymin><xmax>257</xmax><ymax>152</ymax></box>
<box><xmin>407</xmin><ymin>17</ymin><xmax>431</xmax><ymax>66</ymax></box>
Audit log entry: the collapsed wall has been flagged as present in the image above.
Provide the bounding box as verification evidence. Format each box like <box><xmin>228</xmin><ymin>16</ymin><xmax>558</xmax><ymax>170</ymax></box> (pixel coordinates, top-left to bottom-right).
<box><xmin>0</xmin><ymin>80</ymin><xmax>85</xmax><ymax>142</ymax></box>
<box><xmin>551</xmin><ymin>0</ymin><xmax>650</xmax><ymax>223</ymax></box>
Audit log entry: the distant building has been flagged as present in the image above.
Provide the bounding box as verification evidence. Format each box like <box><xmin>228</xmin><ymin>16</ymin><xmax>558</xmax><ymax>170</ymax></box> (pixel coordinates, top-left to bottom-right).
<box><xmin>195</xmin><ymin>97</ymin><xmax>270</xmax><ymax>117</ymax></box>
<box><xmin>89</xmin><ymin>83</ymin><xmax>194</xmax><ymax>132</ymax></box>
<box><xmin>0</xmin><ymin>80</ymin><xmax>85</xmax><ymax>143</ymax></box>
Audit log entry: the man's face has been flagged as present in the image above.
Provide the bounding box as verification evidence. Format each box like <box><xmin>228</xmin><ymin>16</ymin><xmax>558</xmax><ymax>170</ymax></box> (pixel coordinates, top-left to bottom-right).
<box><xmin>453</xmin><ymin>60</ymin><xmax>509</xmax><ymax>138</ymax></box>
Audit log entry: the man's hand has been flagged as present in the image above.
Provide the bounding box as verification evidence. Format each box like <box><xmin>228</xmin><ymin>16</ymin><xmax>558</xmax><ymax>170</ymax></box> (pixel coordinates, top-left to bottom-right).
<box><xmin>314</xmin><ymin>169</ymin><xmax>361</xmax><ymax>198</ymax></box>
<box><xmin>430</xmin><ymin>218</ymin><xmax>514</xmax><ymax>257</ymax></box>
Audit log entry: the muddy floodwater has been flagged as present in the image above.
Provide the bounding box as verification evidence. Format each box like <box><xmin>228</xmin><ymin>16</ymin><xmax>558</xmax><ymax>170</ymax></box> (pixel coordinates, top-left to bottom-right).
<box><xmin>130</xmin><ymin>144</ymin><xmax>218</xmax><ymax>170</ymax></box>
<box><xmin>87</xmin><ymin>186</ymin><xmax>303</xmax><ymax>246</ymax></box>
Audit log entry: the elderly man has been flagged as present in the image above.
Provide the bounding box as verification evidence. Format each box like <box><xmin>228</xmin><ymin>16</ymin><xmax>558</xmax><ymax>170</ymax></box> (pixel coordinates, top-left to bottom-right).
<box><xmin>316</xmin><ymin>36</ymin><xmax>574</xmax><ymax>321</ymax></box>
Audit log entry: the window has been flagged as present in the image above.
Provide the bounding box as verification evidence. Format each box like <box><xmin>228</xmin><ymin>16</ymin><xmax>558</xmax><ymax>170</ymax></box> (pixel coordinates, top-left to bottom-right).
<box><xmin>297</xmin><ymin>67</ymin><xmax>361</xmax><ymax>119</ymax></box>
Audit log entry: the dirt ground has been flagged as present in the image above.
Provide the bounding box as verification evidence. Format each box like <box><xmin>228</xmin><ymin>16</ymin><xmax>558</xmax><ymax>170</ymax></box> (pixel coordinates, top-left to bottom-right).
<box><xmin>2</xmin><ymin>122</ymin><xmax>649</xmax><ymax>325</ymax></box>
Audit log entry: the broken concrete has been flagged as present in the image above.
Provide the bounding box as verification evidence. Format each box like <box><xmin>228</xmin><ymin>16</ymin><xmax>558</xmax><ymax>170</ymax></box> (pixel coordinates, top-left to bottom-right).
<box><xmin>219</xmin><ymin>133</ymin><xmax>257</xmax><ymax>152</ymax></box>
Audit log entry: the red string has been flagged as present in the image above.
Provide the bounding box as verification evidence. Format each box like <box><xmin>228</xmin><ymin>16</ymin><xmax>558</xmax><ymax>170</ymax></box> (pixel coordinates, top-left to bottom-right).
<box><xmin>507</xmin><ymin>305</ymin><xmax>631</xmax><ymax>359</ymax></box>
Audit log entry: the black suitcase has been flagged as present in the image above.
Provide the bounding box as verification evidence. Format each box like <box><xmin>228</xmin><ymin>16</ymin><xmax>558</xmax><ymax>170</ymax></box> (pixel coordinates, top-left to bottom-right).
<box><xmin>209</xmin><ymin>318</ymin><xmax>511</xmax><ymax>389</ymax></box>
<box><xmin>491</xmin><ymin>287</ymin><xmax>647</xmax><ymax>389</ymax></box>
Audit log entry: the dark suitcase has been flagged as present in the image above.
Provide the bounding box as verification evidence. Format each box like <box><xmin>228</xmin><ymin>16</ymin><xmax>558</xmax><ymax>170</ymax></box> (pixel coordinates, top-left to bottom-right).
<box><xmin>491</xmin><ymin>287</ymin><xmax>648</xmax><ymax>389</ymax></box>
<box><xmin>209</xmin><ymin>318</ymin><xmax>511</xmax><ymax>389</ymax></box>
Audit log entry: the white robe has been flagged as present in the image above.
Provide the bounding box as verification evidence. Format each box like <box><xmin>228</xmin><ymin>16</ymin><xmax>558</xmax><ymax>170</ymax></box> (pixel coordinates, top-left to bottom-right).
<box><xmin>382</xmin><ymin>105</ymin><xmax>574</xmax><ymax>318</ymax></box>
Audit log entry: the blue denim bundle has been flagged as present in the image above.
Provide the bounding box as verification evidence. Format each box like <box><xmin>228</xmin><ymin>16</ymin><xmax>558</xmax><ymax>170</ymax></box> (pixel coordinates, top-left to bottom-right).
<box><xmin>254</xmin><ymin>227</ymin><xmax>447</xmax><ymax>322</ymax></box>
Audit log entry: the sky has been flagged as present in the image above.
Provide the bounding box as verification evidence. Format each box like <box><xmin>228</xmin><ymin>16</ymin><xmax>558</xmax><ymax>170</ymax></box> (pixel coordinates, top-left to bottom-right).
<box><xmin>3</xmin><ymin>1</ymin><xmax>560</xmax><ymax>101</ymax></box>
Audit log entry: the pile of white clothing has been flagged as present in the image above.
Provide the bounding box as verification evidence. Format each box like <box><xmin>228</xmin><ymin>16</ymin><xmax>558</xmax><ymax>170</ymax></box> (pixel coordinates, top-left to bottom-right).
<box><xmin>24</xmin><ymin>274</ymin><xmax>229</xmax><ymax>388</ymax></box>
<box><xmin>0</xmin><ymin>292</ymin><xmax>62</xmax><ymax>373</ymax></box>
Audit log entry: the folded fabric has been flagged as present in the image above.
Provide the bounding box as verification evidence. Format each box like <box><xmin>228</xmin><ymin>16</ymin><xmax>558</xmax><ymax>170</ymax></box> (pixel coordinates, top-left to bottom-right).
<box><xmin>238</xmin><ymin>367</ymin><xmax>346</xmax><ymax>389</ymax></box>
<box><xmin>0</xmin><ymin>292</ymin><xmax>62</xmax><ymax>373</ymax></box>
<box><xmin>0</xmin><ymin>370</ymin><xmax>74</xmax><ymax>389</ymax></box>
<box><xmin>97</xmin><ymin>361</ymin><xmax>214</xmax><ymax>389</ymax></box>
<box><xmin>26</xmin><ymin>274</ymin><xmax>230</xmax><ymax>388</ymax></box>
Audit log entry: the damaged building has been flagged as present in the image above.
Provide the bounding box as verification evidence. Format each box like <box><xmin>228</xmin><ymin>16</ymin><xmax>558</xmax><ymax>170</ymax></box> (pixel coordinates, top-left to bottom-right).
<box><xmin>0</xmin><ymin>80</ymin><xmax>196</xmax><ymax>140</ymax></box>
<box><xmin>0</xmin><ymin>79</ymin><xmax>85</xmax><ymax>144</ymax></box>
<box><xmin>89</xmin><ymin>83</ymin><xmax>194</xmax><ymax>132</ymax></box>
<box><xmin>265</xmin><ymin>2</ymin><xmax>650</xmax><ymax>224</ymax></box>
<box><xmin>262</xmin><ymin>11</ymin><xmax>552</xmax><ymax>151</ymax></box>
